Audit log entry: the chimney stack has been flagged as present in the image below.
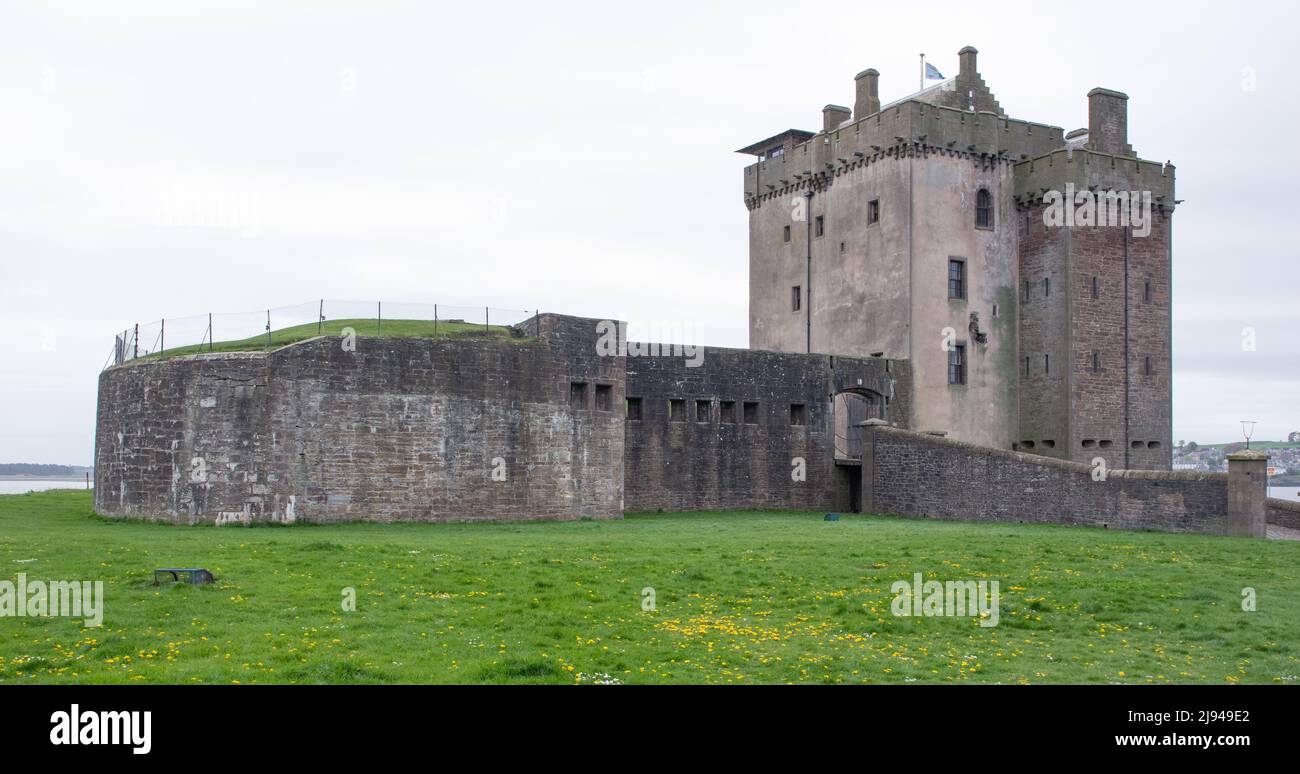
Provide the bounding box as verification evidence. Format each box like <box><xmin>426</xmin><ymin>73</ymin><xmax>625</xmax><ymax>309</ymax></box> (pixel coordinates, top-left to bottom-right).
<box><xmin>823</xmin><ymin>104</ymin><xmax>851</xmax><ymax>132</ymax></box>
<box><xmin>854</xmin><ymin>69</ymin><xmax>880</xmax><ymax>119</ymax></box>
<box><xmin>1086</xmin><ymin>87</ymin><xmax>1134</xmax><ymax>156</ymax></box>
<box><xmin>958</xmin><ymin>46</ymin><xmax>978</xmax><ymax>80</ymax></box>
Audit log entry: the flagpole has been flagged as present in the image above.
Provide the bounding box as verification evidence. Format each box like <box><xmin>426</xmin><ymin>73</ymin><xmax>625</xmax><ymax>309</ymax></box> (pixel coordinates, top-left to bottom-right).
<box><xmin>919</xmin><ymin>53</ymin><xmax>924</xmax><ymax>91</ymax></box>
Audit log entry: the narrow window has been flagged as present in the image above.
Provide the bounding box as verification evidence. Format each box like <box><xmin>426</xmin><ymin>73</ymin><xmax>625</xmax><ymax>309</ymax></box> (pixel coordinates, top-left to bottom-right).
<box><xmin>1044</xmin><ymin>353</ymin><xmax>1050</xmax><ymax>375</ymax></box>
<box><xmin>1131</xmin><ymin>440</ymin><xmax>1144</xmax><ymax>449</ymax></box>
<box><xmin>1041</xmin><ymin>440</ymin><xmax>1056</xmax><ymax>449</ymax></box>
<box><xmin>668</xmin><ymin>398</ymin><xmax>685</xmax><ymax>422</ymax></box>
<box><xmin>1091</xmin><ymin>351</ymin><xmax>1100</xmax><ymax>373</ymax></box>
<box><xmin>594</xmin><ymin>384</ymin><xmax>612</xmax><ymax>411</ymax></box>
<box><xmin>839</xmin><ymin>241</ymin><xmax>845</xmax><ymax>253</ymax></box>
<box><xmin>720</xmin><ymin>400</ymin><xmax>736</xmax><ymax>424</ymax></box>
<box><xmin>1024</xmin><ymin>279</ymin><xmax>1030</xmax><ymax>301</ymax></box>
<box><xmin>1099</xmin><ymin>440</ymin><xmax>1114</xmax><ymax>449</ymax></box>
<box><xmin>1044</xmin><ymin>277</ymin><xmax>1050</xmax><ymax>297</ymax></box>
<box><xmin>1144</xmin><ymin>355</ymin><xmax>1152</xmax><ymax>376</ymax></box>
<box><xmin>867</xmin><ymin>199</ymin><xmax>880</xmax><ymax>225</ymax></box>
<box><xmin>1091</xmin><ymin>275</ymin><xmax>1099</xmax><ymax>299</ymax></box>
<box><xmin>948</xmin><ymin>344</ymin><xmax>966</xmax><ymax>385</ymax></box>
<box><xmin>625</xmin><ymin>397</ymin><xmax>642</xmax><ymax>421</ymax></box>
<box><xmin>783</xmin><ymin>225</ymin><xmax>791</xmax><ymax>243</ymax></box>
<box><xmin>569</xmin><ymin>382</ymin><xmax>588</xmax><ymax>410</ymax></box>
<box><xmin>814</xmin><ymin>215</ymin><xmax>824</xmax><ymax>237</ymax></box>
<box><xmin>791</xmin><ymin>285</ymin><xmax>802</xmax><ymax>312</ymax></box>
<box><xmin>1148</xmin><ymin>441</ymin><xmax>1161</xmax><ymax>449</ymax></box>
<box><xmin>975</xmin><ymin>188</ymin><xmax>992</xmax><ymax>229</ymax></box>
<box><xmin>1082</xmin><ymin>439</ymin><xmax>1097</xmax><ymax>448</ymax></box>
<box><xmin>1024</xmin><ymin>355</ymin><xmax>1030</xmax><ymax>376</ymax></box>
<box><xmin>789</xmin><ymin>404</ymin><xmax>806</xmax><ymax>426</ymax></box>
<box><xmin>992</xmin><ymin>303</ymin><xmax>998</xmax><ymax>318</ymax></box>
<box><xmin>1143</xmin><ymin>279</ymin><xmax>1152</xmax><ymax>303</ymax></box>
<box><xmin>743</xmin><ymin>401</ymin><xmax>759</xmax><ymax>425</ymax></box>
<box><xmin>695</xmin><ymin>400</ymin><xmax>711</xmax><ymax>423</ymax></box>
<box><xmin>948</xmin><ymin>258</ymin><xmax>966</xmax><ymax>300</ymax></box>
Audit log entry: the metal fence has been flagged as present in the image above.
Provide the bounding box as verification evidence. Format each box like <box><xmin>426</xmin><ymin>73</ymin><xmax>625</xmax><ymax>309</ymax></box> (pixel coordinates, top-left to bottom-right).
<box><xmin>107</xmin><ymin>300</ymin><xmax>536</xmax><ymax>368</ymax></box>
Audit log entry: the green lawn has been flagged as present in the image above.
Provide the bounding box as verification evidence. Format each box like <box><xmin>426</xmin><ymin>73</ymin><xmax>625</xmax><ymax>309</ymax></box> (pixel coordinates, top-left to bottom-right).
<box><xmin>137</xmin><ymin>318</ymin><xmax>519</xmax><ymax>361</ymax></box>
<box><xmin>1</xmin><ymin>491</ymin><xmax>1297</xmax><ymax>684</ymax></box>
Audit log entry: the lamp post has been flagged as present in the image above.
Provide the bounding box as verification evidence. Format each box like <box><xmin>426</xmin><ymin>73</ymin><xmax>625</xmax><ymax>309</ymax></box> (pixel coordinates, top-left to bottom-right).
<box><xmin>1240</xmin><ymin>420</ymin><xmax>1257</xmax><ymax>451</ymax></box>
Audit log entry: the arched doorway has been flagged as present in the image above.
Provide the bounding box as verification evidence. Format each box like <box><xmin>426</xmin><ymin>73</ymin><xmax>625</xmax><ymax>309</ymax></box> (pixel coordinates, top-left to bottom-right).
<box><xmin>832</xmin><ymin>389</ymin><xmax>884</xmax><ymax>513</ymax></box>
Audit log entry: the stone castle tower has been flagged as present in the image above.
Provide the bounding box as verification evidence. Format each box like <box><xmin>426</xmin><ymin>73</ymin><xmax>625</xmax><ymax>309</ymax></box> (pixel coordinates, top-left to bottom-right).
<box><xmin>738</xmin><ymin>46</ymin><xmax>1174</xmax><ymax>470</ymax></box>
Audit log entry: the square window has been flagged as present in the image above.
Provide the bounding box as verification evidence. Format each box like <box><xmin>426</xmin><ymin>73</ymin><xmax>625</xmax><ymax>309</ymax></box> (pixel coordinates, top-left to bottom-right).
<box><xmin>814</xmin><ymin>215</ymin><xmax>824</xmax><ymax>237</ymax></box>
<box><xmin>789</xmin><ymin>404</ymin><xmax>806</xmax><ymax>426</ymax></box>
<box><xmin>569</xmin><ymin>382</ymin><xmax>588</xmax><ymax>410</ymax></box>
<box><xmin>695</xmin><ymin>400</ymin><xmax>711</xmax><ymax>423</ymax></box>
<box><xmin>948</xmin><ymin>345</ymin><xmax>966</xmax><ymax>385</ymax></box>
<box><xmin>791</xmin><ymin>285</ymin><xmax>802</xmax><ymax>312</ymax></box>
<box><xmin>720</xmin><ymin>400</ymin><xmax>736</xmax><ymax>424</ymax></box>
<box><xmin>948</xmin><ymin>258</ymin><xmax>966</xmax><ymax>300</ymax></box>
<box><xmin>594</xmin><ymin>384</ymin><xmax>612</xmax><ymax>411</ymax></box>
<box><xmin>743</xmin><ymin>401</ymin><xmax>759</xmax><ymax>425</ymax></box>
<box><xmin>867</xmin><ymin>199</ymin><xmax>880</xmax><ymax>225</ymax></box>
<box><xmin>668</xmin><ymin>398</ymin><xmax>685</xmax><ymax>422</ymax></box>
<box><xmin>625</xmin><ymin>396</ymin><xmax>642</xmax><ymax>421</ymax></box>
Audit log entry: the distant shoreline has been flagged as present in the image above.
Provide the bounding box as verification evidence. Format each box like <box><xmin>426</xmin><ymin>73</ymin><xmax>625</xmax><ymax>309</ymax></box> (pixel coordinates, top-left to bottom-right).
<box><xmin>0</xmin><ymin>475</ymin><xmax>88</xmax><ymax>481</ymax></box>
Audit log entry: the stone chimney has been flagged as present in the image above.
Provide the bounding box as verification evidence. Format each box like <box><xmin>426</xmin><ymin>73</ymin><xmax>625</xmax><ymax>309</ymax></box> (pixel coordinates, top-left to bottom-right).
<box><xmin>854</xmin><ymin>69</ymin><xmax>880</xmax><ymax>119</ymax></box>
<box><xmin>1086</xmin><ymin>87</ymin><xmax>1135</xmax><ymax>157</ymax></box>
<box><xmin>958</xmin><ymin>46</ymin><xmax>978</xmax><ymax>80</ymax></box>
<box><xmin>823</xmin><ymin>104</ymin><xmax>851</xmax><ymax>132</ymax></box>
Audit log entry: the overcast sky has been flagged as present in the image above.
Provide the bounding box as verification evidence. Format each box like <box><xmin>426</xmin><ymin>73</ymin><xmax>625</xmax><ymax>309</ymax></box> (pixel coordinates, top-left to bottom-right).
<box><xmin>2</xmin><ymin>0</ymin><xmax>1297</xmax><ymax>465</ymax></box>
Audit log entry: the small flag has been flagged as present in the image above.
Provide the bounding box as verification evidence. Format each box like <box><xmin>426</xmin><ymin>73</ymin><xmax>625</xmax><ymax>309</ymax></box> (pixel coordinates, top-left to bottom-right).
<box><xmin>925</xmin><ymin>62</ymin><xmax>945</xmax><ymax>81</ymax></box>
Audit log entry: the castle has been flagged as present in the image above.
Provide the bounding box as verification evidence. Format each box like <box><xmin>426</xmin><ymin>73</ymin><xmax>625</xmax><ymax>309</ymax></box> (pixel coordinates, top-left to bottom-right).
<box><xmin>739</xmin><ymin>46</ymin><xmax>1174</xmax><ymax>470</ymax></box>
<box><xmin>99</xmin><ymin>46</ymin><xmax>1255</xmax><ymax>533</ymax></box>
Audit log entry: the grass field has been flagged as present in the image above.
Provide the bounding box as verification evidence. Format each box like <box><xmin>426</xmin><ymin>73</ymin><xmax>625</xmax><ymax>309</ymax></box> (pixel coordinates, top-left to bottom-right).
<box><xmin>136</xmin><ymin>317</ymin><xmax>519</xmax><ymax>361</ymax></box>
<box><xmin>1</xmin><ymin>491</ymin><xmax>1297</xmax><ymax>684</ymax></box>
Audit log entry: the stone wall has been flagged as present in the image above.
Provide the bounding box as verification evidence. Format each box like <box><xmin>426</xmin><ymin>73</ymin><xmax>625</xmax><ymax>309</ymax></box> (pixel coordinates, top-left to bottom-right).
<box><xmin>623</xmin><ymin>346</ymin><xmax>909</xmax><ymax>513</ymax></box>
<box><xmin>863</xmin><ymin>425</ymin><xmax>1238</xmax><ymax>535</ymax></box>
<box><xmin>94</xmin><ymin>314</ymin><xmax>624</xmax><ymax>524</ymax></box>
<box><xmin>1265</xmin><ymin>498</ymin><xmax>1300</xmax><ymax>531</ymax></box>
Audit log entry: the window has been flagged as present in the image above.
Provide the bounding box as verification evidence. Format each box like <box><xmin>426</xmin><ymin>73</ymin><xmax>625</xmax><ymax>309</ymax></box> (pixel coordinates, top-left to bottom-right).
<box><xmin>1091</xmin><ymin>275</ymin><xmax>1099</xmax><ymax>299</ymax></box>
<box><xmin>789</xmin><ymin>404</ymin><xmax>806</xmax><ymax>426</ymax></box>
<box><xmin>769</xmin><ymin>145</ymin><xmax>784</xmax><ymax>159</ymax></box>
<box><xmin>1082</xmin><ymin>439</ymin><xmax>1097</xmax><ymax>448</ymax></box>
<box><xmin>1024</xmin><ymin>280</ymin><xmax>1030</xmax><ymax>301</ymax></box>
<box><xmin>1021</xmin><ymin>440</ymin><xmax>1036</xmax><ymax>449</ymax></box>
<box><xmin>1148</xmin><ymin>441</ymin><xmax>1162</xmax><ymax>449</ymax></box>
<box><xmin>867</xmin><ymin>199</ymin><xmax>880</xmax><ymax>225</ymax></box>
<box><xmin>975</xmin><ymin>188</ymin><xmax>992</xmax><ymax>229</ymax></box>
<box><xmin>839</xmin><ymin>241</ymin><xmax>845</xmax><ymax>253</ymax></box>
<box><xmin>791</xmin><ymin>285</ymin><xmax>802</xmax><ymax>312</ymax></box>
<box><xmin>948</xmin><ymin>259</ymin><xmax>966</xmax><ymax>300</ymax></box>
<box><xmin>569</xmin><ymin>382</ymin><xmax>588</xmax><ymax>410</ymax></box>
<box><xmin>668</xmin><ymin>398</ymin><xmax>685</xmax><ymax>422</ymax></box>
<box><xmin>783</xmin><ymin>225</ymin><xmax>791</xmax><ymax>243</ymax></box>
<box><xmin>743</xmin><ymin>401</ymin><xmax>759</xmax><ymax>424</ymax></box>
<box><xmin>1091</xmin><ymin>351</ymin><xmax>1100</xmax><ymax>373</ymax></box>
<box><xmin>814</xmin><ymin>215</ymin><xmax>824</xmax><ymax>237</ymax></box>
<box><xmin>1131</xmin><ymin>440</ymin><xmax>1144</xmax><ymax>449</ymax></box>
<box><xmin>625</xmin><ymin>397</ymin><xmax>642</xmax><ymax>421</ymax></box>
<box><xmin>1143</xmin><ymin>356</ymin><xmax>1152</xmax><ymax>376</ymax></box>
<box><xmin>695</xmin><ymin>400</ymin><xmax>711</xmax><ymax>423</ymax></box>
<box><xmin>1099</xmin><ymin>440</ymin><xmax>1114</xmax><ymax>449</ymax></box>
<box><xmin>720</xmin><ymin>400</ymin><xmax>736</xmax><ymax>424</ymax></box>
<box><xmin>1041</xmin><ymin>440</ymin><xmax>1056</xmax><ymax>449</ymax></box>
<box><xmin>1044</xmin><ymin>277</ymin><xmax>1050</xmax><ymax>297</ymax></box>
<box><xmin>992</xmin><ymin>303</ymin><xmax>998</xmax><ymax>317</ymax></box>
<box><xmin>1143</xmin><ymin>279</ymin><xmax>1152</xmax><ymax>303</ymax></box>
<box><xmin>1044</xmin><ymin>354</ymin><xmax>1050</xmax><ymax>375</ymax></box>
<box><xmin>594</xmin><ymin>384</ymin><xmax>612</xmax><ymax>411</ymax></box>
<box><xmin>948</xmin><ymin>344</ymin><xmax>966</xmax><ymax>385</ymax></box>
<box><xmin>1024</xmin><ymin>355</ymin><xmax>1030</xmax><ymax>376</ymax></box>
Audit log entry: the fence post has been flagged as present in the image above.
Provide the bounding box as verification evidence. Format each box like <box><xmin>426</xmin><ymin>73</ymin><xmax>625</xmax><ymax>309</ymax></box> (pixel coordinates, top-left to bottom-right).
<box><xmin>485</xmin><ymin>306</ymin><xmax>489</xmax><ymax>334</ymax></box>
<box><xmin>378</xmin><ymin>302</ymin><xmax>382</xmax><ymax>336</ymax></box>
<box><xmin>208</xmin><ymin>313</ymin><xmax>213</xmax><ymax>352</ymax></box>
<box><xmin>266</xmin><ymin>310</ymin><xmax>271</xmax><ymax>350</ymax></box>
<box><xmin>133</xmin><ymin>323</ymin><xmax>139</xmax><ymax>359</ymax></box>
<box><xmin>317</xmin><ymin>299</ymin><xmax>323</xmax><ymax>336</ymax></box>
<box><xmin>160</xmin><ymin>318</ymin><xmax>165</xmax><ymax>354</ymax></box>
<box><xmin>434</xmin><ymin>304</ymin><xmax>438</xmax><ymax>337</ymax></box>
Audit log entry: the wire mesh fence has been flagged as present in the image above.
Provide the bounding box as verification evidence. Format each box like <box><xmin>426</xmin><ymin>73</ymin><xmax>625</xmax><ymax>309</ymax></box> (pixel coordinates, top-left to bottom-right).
<box><xmin>108</xmin><ymin>300</ymin><xmax>536</xmax><ymax>368</ymax></box>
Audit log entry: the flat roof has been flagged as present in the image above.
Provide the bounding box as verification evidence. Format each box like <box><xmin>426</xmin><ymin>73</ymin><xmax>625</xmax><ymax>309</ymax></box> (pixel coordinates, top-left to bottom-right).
<box><xmin>735</xmin><ymin>129</ymin><xmax>815</xmax><ymax>156</ymax></box>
